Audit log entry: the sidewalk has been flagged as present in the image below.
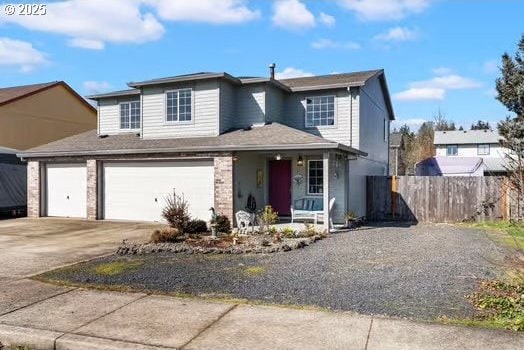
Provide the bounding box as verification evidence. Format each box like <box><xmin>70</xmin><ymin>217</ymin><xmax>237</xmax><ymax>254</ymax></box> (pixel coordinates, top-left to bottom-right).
<box><xmin>0</xmin><ymin>279</ymin><xmax>522</xmax><ymax>350</ymax></box>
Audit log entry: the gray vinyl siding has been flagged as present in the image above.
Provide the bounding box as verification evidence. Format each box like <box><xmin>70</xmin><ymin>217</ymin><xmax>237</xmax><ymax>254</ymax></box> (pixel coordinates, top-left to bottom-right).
<box><xmin>219</xmin><ymin>81</ymin><xmax>236</xmax><ymax>133</ymax></box>
<box><xmin>98</xmin><ymin>98</ymin><xmax>140</xmax><ymax>135</ymax></box>
<box><xmin>141</xmin><ymin>80</ymin><xmax>219</xmax><ymax>139</ymax></box>
<box><xmin>281</xmin><ymin>89</ymin><xmax>352</xmax><ymax>146</ymax></box>
<box><xmin>358</xmin><ymin>76</ymin><xmax>389</xmax><ymax>164</ymax></box>
<box><xmin>234</xmin><ymin>85</ymin><xmax>265</xmax><ymax>128</ymax></box>
<box><xmin>265</xmin><ymin>85</ymin><xmax>285</xmax><ymax>123</ymax></box>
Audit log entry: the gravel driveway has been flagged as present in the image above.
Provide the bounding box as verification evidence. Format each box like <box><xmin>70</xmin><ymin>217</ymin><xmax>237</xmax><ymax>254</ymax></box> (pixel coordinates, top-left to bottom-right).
<box><xmin>39</xmin><ymin>224</ymin><xmax>509</xmax><ymax>320</ymax></box>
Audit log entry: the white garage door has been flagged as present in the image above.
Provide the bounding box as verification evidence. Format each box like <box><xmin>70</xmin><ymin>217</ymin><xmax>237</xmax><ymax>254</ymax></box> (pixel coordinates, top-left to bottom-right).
<box><xmin>46</xmin><ymin>163</ymin><xmax>87</xmax><ymax>218</ymax></box>
<box><xmin>103</xmin><ymin>161</ymin><xmax>214</xmax><ymax>222</ymax></box>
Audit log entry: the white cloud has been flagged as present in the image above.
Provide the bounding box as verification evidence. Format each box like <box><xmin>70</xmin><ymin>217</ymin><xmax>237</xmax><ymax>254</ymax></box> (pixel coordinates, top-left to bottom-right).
<box><xmin>0</xmin><ymin>0</ymin><xmax>165</xmax><ymax>50</ymax></box>
<box><xmin>482</xmin><ymin>60</ymin><xmax>498</xmax><ymax>74</ymax></box>
<box><xmin>83</xmin><ymin>81</ymin><xmax>112</xmax><ymax>94</ymax></box>
<box><xmin>337</xmin><ymin>0</ymin><xmax>432</xmax><ymax>21</ymax></box>
<box><xmin>272</xmin><ymin>0</ymin><xmax>316</xmax><ymax>30</ymax></box>
<box><xmin>0</xmin><ymin>37</ymin><xmax>47</xmax><ymax>72</ymax></box>
<box><xmin>374</xmin><ymin>26</ymin><xmax>418</xmax><ymax>42</ymax></box>
<box><xmin>432</xmin><ymin>67</ymin><xmax>453</xmax><ymax>75</ymax></box>
<box><xmin>391</xmin><ymin>118</ymin><xmax>428</xmax><ymax>131</ymax></box>
<box><xmin>484</xmin><ymin>88</ymin><xmax>497</xmax><ymax>98</ymax></box>
<box><xmin>311</xmin><ymin>38</ymin><xmax>361</xmax><ymax>50</ymax></box>
<box><xmin>319</xmin><ymin>12</ymin><xmax>336</xmax><ymax>27</ymax></box>
<box><xmin>394</xmin><ymin>72</ymin><xmax>483</xmax><ymax>101</ymax></box>
<box><xmin>275</xmin><ymin>67</ymin><xmax>314</xmax><ymax>79</ymax></box>
<box><xmin>394</xmin><ymin>88</ymin><xmax>445</xmax><ymax>101</ymax></box>
<box><xmin>410</xmin><ymin>74</ymin><xmax>483</xmax><ymax>90</ymax></box>
<box><xmin>146</xmin><ymin>0</ymin><xmax>260</xmax><ymax>23</ymax></box>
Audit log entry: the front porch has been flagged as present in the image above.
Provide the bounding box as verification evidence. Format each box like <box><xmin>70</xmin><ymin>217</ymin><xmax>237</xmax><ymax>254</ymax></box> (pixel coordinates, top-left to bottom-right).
<box><xmin>232</xmin><ymin>150</ymin><xmax>351</xmax><ymax>230</ymax></box>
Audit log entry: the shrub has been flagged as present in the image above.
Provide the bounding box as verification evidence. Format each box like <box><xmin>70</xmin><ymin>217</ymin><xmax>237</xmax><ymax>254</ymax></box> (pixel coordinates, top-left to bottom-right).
<box><xmin>150</xmin><ymin>227</ymin><xmax>182</xmax><ymax>243</ymax></box>
<box><xmin>215</xmin><ymin>215</ymin><xmax>231</xmax><ymax>233</ymax></box>
<box><xmin>257</xmin><ymin>205</ymin><xmax>279</xmax><ymax>233</ymax></box>
<box><xmin>281</xmin><ymin>226</ymin><xmax>296</xmax><ymax>238</ymax></box>
<box><xmin>303</xmin><ymin>222</ymin><xmax>318</xmax><ymax>237</ymax></box>
<box><xmin>185</xmin><ymin>219</ymin><xmax>209</xmax><ymax>234</ymax></box>
<box><xmin>162</xmin><ymin>192</ymin><xmax>190</xmax><ymax>231</ymax></box>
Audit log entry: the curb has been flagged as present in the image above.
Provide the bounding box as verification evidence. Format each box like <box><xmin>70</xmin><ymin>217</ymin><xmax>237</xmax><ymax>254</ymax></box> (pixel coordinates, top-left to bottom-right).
<box><xmin>0</xmin><ymin>324</ymin><xmax>174</xmax><ymax>350</ymax></box>
<box><xmin>0</xmin><ymin>324</ymin><xmax>62</xmax><ymax>350</ymax></box>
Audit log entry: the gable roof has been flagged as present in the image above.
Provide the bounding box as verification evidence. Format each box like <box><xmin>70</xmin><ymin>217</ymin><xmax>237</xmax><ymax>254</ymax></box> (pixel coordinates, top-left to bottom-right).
<box><xmin>417</xmin><ymin>156</ymin><xmax>484</xmax><ymax>176</ymax></box>
<box><xmin>18</xmin><ymin>122</ymin><xmax>366</xmax><ymax>158</ymax></box>
<box><xmin>279</xmin><ymin>70</ymin><xmax>382</xmax><ymax>91</ymax></box>
<box><xmin>434</xmin><ymin>130</ymin><xmax>502</xmax><ymax>145</ymax></box>
<box><xmin>0</xmin><ymin>81</ymin><xmax>96</xmax><ymax>112</ymax></box>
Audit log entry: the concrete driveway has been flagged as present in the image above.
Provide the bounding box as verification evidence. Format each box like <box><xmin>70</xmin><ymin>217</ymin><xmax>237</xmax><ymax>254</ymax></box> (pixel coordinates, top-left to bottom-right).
<box><xmin>0</xmin><ymin>218</ymin><xmax>160</xmax><ymax>280</ymax></box>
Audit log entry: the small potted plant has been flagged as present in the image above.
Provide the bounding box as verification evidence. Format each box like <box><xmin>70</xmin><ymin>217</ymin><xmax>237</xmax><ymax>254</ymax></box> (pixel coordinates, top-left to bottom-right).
<box><xmin>344</xmin><ymin>211</ymin><xmax>358</xmax><ymax>228</ymax></box>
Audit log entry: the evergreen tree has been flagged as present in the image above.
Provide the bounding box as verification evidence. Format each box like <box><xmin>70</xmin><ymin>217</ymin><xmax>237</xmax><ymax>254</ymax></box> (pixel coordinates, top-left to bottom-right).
<box><xmin>496</xmin><ymin>33</ymin><xmax>524</xmax><ymax>221</ymax></box>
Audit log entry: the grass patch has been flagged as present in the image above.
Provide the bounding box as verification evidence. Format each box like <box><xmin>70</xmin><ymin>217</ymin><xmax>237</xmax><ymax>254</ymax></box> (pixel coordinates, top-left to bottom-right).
<box><xmin>243</xmin><ymin>266</ymin><xmax>266</xmax><ymax>276</ymax></box>
<box><xmin>93</xmin><ymin>260</ymin><xmax>144</xmax><ymax>276</ymax></box>
<box><xmin>466</xmin><ymin>221</ymin><xmax>524</xmax><ymax>250</ymax></box>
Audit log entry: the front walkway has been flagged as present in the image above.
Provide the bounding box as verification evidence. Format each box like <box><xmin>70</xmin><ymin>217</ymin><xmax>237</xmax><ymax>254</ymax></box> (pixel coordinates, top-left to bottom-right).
<box><xmin>0</xmin><ymin>279</ymin><xmax>522</xmax><ymax>350</ymax></box>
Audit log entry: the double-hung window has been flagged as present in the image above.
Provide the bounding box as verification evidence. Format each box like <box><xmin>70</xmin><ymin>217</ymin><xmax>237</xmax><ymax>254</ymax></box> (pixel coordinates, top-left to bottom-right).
<box><xmin>305</xmin><ymin>96</ymin><xmax>335</xmax><ymax>127</ymax></box>
<box><xmin>166</xmin><ymin>88</ymin><xmax>192</xmax><ymax>122</ymax></box>
<box><xmin>477</xmin><ymin>144</ymin><xmax>490</xmax><ymax>155</ymax></box>
<box><xmin>308</xmin><ymin>160</ymin><xmax>324</xmax><ymax>195</ymax></box>
<box><xmin>446</xmin><ymin>145</ymin><xmax>458</xmax><ymax>156</ymax></box>
<box><xmin>120</xmin><ymin>101</ymin><xmax>140</xmax><ymax>130</ymax></box>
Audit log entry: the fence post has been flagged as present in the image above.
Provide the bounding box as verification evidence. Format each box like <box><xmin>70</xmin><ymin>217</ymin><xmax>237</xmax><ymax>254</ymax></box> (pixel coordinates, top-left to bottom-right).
<box><xmin>391</xmin><ymin>176</ymin><xmax>397</xmax><ymax>219</ymax></box>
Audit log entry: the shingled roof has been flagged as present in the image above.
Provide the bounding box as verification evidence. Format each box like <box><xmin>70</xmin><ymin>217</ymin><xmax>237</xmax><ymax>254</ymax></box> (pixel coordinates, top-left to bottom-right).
<box><xmin>18</xmin><ymin>122</ymin><xmax>366</xmax><ymax>158</ymax></box>
<box><xmin>0</xmin><ymin>81</ymin><xmax>96</xmax><ymax>112</ymax></box>
<box><xmin>279</xmin><ymin>70</ymin><xmax>382</xmax><ymax>90</ymax></box>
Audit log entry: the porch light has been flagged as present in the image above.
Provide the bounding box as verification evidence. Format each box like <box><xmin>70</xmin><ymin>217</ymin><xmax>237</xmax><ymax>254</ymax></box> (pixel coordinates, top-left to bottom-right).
<box><xmin>275</xmin><ymin>154</ymin><xmax>282</xmax><ymax>160</ymax></box>
<box><xmin>297</xmin><ymin>155</ymin><xmax>304</xmax><ymax>167</ymax></box>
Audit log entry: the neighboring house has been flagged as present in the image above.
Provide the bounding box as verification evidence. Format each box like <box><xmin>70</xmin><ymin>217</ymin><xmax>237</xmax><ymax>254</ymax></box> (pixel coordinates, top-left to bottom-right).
<box><xmin>18</xmin><ymin>68</ymin><xmax>394</xmax><ymax>226</ymax></box>
<box><xmin>0</xmin><ymin>81</ymin><xmax>96</xmax><ymax>215</ymax></box>
<box><xmin>0</xmin><ymin>147</ymin><xmax>26</xmax><ymax>215</ymax></box>
<box><xmin>389</xmin><ymin>132</ymin><xmax>406</xmax><ymax>176</ymax></box>
<box><xmin>0</xmin><ymin>81</ymin><xmax>96</xmax><ymax>150</ymax></box>
<box><xmin>416</xmin><ymin>129</ymin><xmax>508</xmax><ymax>176</ymax></box>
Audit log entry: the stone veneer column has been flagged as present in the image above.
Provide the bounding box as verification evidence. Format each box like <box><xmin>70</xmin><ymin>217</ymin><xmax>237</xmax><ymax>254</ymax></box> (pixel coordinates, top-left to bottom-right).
<box><xmin>86</xmin><ymin>159</ymin><xmax>99</xmax><ymax>220</ymax></box>
<box><xmin>214</xmin><ymin>154</ymin><xmax>234</xmax><ymax>223</ymax></box>
<box><xmin>27</xmin><ymin>160</ymin><xmax>41</xmax><ymax>218</ymax></box>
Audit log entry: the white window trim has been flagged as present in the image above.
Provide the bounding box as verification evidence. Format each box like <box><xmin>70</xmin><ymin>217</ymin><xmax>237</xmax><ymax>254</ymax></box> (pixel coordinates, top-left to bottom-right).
<box><xmin>164</xmin><ymin>88</ymin><xmax>194</xmax><ymax>125</ymax></box>
<box><xmin>306</xmin><ymin>159</ymin><xmax>324</xmax><ymax>196</ymax></box>
<box><xmin>119</xmin><ymin>100</ymin><xmax>141</xmax><ymax>131</ymax></box>
<box><xmin>304</xmin><ymin>95</ymin><xmax>337</xmax><ymax>129</ymax></box>
<box><xmin>477</xmin><ymin>143</ymin><xmax>490</xmax><ymax>155</ymax></box>
<box><xmin>447</xmin><ymin>144</ymin><xmax>458</xmax><ymax>156</ymax></box>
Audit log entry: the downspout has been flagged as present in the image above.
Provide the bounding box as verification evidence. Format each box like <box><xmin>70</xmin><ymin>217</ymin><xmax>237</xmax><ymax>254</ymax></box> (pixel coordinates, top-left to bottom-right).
<box><xmin>348</xmin><ymin>86</ymin><xmax>353</xmax><ymax>147</ymax></box>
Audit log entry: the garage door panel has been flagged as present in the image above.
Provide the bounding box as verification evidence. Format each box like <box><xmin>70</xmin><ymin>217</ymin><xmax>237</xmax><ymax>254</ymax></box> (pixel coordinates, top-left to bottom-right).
<box><xmin>103</xmin><ymin>161</ymin><xmax>214</xmax><ymax>222</ymax></box>
<box><xmin>46</xmin><ymin>164</ymin><xmax>87</xmax><ymax>218</ymax></box>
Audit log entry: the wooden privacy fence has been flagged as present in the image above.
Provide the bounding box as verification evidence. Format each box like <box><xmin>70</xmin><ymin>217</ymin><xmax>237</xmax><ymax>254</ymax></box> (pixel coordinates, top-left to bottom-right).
<box><xmin>366</xmin><ymin>176</ymin><xmax>514</xmax><ymax>222</ymax></box>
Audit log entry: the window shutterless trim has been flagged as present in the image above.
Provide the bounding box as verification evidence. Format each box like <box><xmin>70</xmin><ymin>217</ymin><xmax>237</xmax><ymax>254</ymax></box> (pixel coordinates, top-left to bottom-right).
<box><xmin>446</xmin><ymin>144</ymin><xmax>458</xmax><ymax>156</ymax></box>
<box><xmin>118</xmin><ymin>100</ymin><xmax>141</xmax><ymax>130</ymax></box>
<box><xmin>307</xmin><ymin>159</ymin><xmax>324</xmax><ymax>196</ymax></box>
<box><xmin>477</xmin><ymin>143</ymin><xmax>490</xmax><ymax>155</ymax></box>
<box><xmin>304</xmin><ymin>94</ymin><xmax>336</xmax><ymax>128</ymax></box>
<box><xmin>164</xmin><ymin>88</ymin><xmax>193</xmax><ymax>124</ymax></box>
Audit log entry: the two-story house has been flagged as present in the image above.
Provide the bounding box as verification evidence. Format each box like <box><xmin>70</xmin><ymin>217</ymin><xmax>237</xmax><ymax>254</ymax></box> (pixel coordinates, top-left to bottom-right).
<box><xmin>18</xmin><ymin>68</ymin><xmax>394</xmax><ymax>226</ymax></box>
<box><xmin>416</xmin><ymin>129</ymin><xmax>508</xmax><ymax>176</ymax></box>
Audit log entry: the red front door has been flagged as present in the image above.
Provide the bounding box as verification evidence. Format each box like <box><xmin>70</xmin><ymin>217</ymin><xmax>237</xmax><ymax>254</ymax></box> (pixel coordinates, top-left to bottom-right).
<box><xmin>269</xmin><ymin>160</ymin><xmax>292</xmax><ymax>216</ymax></box>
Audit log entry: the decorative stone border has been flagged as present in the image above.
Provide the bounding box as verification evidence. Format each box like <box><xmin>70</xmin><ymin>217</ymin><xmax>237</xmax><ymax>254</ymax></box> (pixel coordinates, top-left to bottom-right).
<box><xmin>116</xmin><ymin>234</ymin><xmax>325</xmax><ymax>255</ymax></box>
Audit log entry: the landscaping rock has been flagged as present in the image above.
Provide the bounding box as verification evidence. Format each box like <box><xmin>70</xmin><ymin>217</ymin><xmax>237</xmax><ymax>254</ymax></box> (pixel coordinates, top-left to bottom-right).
<box><xmin>116</xmin><ymin>234</ymin><xmax>325</xmax><ymax>256</ymax></box>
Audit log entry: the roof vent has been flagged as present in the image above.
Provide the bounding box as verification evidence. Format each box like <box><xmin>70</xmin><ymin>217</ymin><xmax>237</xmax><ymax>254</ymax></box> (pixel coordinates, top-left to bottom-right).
<box><xmin>269</xmin><ymin>63</ymin><xmax>276</xmax><ymax>80</ymax></box>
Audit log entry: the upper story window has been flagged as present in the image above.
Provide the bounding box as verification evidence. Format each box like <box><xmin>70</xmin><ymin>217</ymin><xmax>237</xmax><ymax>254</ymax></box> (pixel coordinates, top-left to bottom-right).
<box><xmin>166</xmin><ymin>88</ymin><xmax>192</xmax><ymax>122</ymax></box>
<box><xmin>447</xmin><ymin>144</ymin><xmax>458</xmax><ymax>156</ymax></box>
<box><xmin>477</xmin><ymin>144</ymin><xmax>490</xmax><ymax>155</ymax></box>
<box><xmin>308</xmin><ymin>160</ymin><xmax>324</xmax><ymax>195</ymax></box>
<box><xmin>120</xmin><ymin>101</ymin><xmax>140</xmax><ymax>130</ymax></box>
<box><xmin>305</xmin><ymin>95</ymin><xmax>335</xmax><ymax>127</ymax></box>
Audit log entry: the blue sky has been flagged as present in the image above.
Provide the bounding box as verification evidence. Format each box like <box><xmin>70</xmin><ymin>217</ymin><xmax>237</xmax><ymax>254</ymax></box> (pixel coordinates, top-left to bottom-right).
<box><xmin>0</xmin><ymin>0</ymin><xmax>522</xmax><ymax>131</ymax></box>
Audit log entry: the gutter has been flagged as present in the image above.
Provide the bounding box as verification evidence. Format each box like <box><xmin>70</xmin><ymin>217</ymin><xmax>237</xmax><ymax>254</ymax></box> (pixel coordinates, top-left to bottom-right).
<box><xmin>18</xmin><ymin>142</ymin><xmax>366</xmax><ymax>159</ymax></box>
